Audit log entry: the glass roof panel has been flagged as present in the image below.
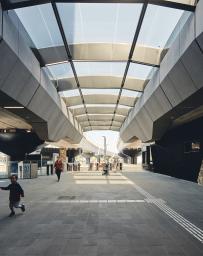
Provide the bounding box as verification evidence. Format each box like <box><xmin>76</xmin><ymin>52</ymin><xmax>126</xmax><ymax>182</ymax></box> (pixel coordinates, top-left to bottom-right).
<box><xmin>57</xmin><ymin>3</ymin><xmax>143</xmax><ymax>44</ymax></box>
<box><xmin>137</xmin><ymin>4</ymin><xmax>184</xmax><ymax>48</ymax></box>
<box><xmin>59</xmin><ymin>89</ymin><xmax>80</xmax><ymax>98</ymax></box>
<box><xmin>121</xmin><ymin>90</ymin><xmax>141</xmax><ymax>98</ymax></box>
<box><xmin>60</xmin><ymin>89</ymin><xmax>120</xmax><ymax>98</ymax></box>
<box><xmin>127</xmin><ymin>63</ymin><xmax>153</xmax><ymax>79</ymax></box>
<box><xmin>46</xmin><ymin>63</ymin><xmax>74</xmax><ymax>79</ymax></box>
<box><xmin>74</xmin><ymin>62</ymin><xmax>127</xmax><ymax>77</ymax></box>
<box><xmin>15</xmin><ymin>4</ymin><xmax>63</xmax><ymax>48</ymax></box>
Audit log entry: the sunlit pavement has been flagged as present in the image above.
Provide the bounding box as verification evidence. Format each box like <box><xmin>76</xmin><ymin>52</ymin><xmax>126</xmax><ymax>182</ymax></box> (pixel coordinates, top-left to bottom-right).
<box><xmin>0</xmin><ymin>166</ymin><xmax>202</xmax><ymax>256</ymax></box>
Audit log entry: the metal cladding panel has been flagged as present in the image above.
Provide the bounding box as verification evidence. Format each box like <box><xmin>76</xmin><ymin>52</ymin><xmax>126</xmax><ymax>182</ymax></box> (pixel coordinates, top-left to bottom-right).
<box><xmin>143</xmin><ymin>70</ymin><xmax>160</xmax><ymax>104</ymax></box>
<box><xmin>160</xmin><ymin>30</ymin><xmax>180</xmax><ymax>82</ymax></box>
<box><xmin>0</xmin><ymin>10</ymin><xmax>82</xmax><ymax>143</ymax></box>
<box><xmin>135</xmin><ymin>107</ymin><xmax>153</xmax><ymax>141</ymax></box>
<box><xmin>120</xmin><ymin>118</ymin><xmax>147</xmax><ymax>143</ymax></box>
<box><xmin>0</xmin><ymin>4</ymin><xmax>2</xmax><ymax>39</ymax></box>
<box><xmin>1</xmin><ymin>59</ymin><xmax>35</xmax><ymax>107</ymax></box>
<box><xmin>2</xmin><ymin>12</ymin><xmax>18</xmax><ymax>54</ymax></box>
<box><xmin>40</xmin><ymin>69</ymin><xmax>61</xmax><ymax>108</ymax></box>
<box><xmin>18</xmin><ymin>33</ymin><xmax>40</xmax><ymax>82</ymax></box>
<box><xmin>168</xmin><ymin>60</ymin><xmax>197</xmax><ymax>101</ymax></box>
<box><xmin>27</xmin><ymin>83</ymin><xmax>61</xmax><ymax>122</ymax></box>
<box><xmin>126</xmin><ymin>95</ymin><xmax>143</xmax><ymax>125</ymax></box>
<box><xmin>160</xmin><ymin>75</ymin><xmax>181</xmax><ymax>107</ymax></box>
<box><xmin>181</xmin><ymin>41</ymin><xmax>203</xmax><ymax>90</ymax></box>
<box><xmin>27</xmin><ymin>86</ymin><xmax>56</xmax><ymax>122</ymax></box>
<box><xmin>144</xmin><ymin>87</ymin><xmax>172</xmax><ymax>122</ymax></box>
<box><xmin>196</xmin><ymin>0</ymin><xmax>203</xmax><ymax>50</ymax></box>
<box><xmin>32</xmin><ymin>122</ymin><xmax>48</xmax><ymax>141</ymax></box>
<box><xmin>48</xmin><ymin>111</ymin><xmax>79</xmax><ymax>142</ymax></box>
<box><xmin>0</xmin><ymin>41</ymin><xmax>18</xmax><ymax>88</ymax></box>
<box><xmin>179</xmin><ymin>14</ymin><xmax>195</xmax><ymax>56</ymax></box>
<box><xmin>120</xmin><ymin>1</ymin><xmax>203</xmax><ymax>143</ymax></box>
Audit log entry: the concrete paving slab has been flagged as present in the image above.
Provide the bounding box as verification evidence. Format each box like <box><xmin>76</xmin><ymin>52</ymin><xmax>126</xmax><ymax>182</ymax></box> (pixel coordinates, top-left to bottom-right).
<box><xmin>0</xmin><ymin>168</ymin><xmax>202</xmax><ymax>255</ymax></box>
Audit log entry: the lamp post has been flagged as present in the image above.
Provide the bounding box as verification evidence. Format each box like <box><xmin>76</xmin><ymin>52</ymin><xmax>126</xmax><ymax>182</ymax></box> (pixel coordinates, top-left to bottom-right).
<box><xmin>102</xmin><ymin>136</ymin><xmax>107</xmax><ymax>158</ymax></box>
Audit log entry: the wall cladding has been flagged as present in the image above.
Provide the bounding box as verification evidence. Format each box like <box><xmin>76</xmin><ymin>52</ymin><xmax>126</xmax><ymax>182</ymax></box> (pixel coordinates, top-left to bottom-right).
<box><xmin>0</xmin><ymin>9</ymin><xmax>82</xmax><ymax>143</ymax></box>
<box><xmin>120</xmin><ymin>0</ymin><xmax>203</xmax><ymax>144</ymax></box>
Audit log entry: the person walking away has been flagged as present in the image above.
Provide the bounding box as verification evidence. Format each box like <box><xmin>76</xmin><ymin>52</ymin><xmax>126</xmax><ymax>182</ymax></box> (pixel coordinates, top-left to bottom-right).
<box><xmin>0</xmin><ymin>174</ymin><xmax>25</xmax><ymax>217</ymax></box>
<box><xmin>54</xmin><ymin>156</ymin><xmax>63</xmax><ymax>182</ymax></box>
<box><xmin>102</xmin><ymin>162</ymin><xmax>109</xmax><ymax>176</ymax></box>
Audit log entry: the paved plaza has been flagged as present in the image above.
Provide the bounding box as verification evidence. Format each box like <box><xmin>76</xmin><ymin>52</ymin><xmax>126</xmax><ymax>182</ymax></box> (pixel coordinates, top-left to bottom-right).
<box><xmin>0</xmin><ymin>166</ymin><xmax>203</xmax><ymax>256</ymax></box>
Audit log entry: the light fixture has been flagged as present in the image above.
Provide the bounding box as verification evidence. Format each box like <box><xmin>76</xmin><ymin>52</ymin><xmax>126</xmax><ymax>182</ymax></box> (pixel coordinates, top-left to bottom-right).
<box><xmin>4</xmin><ymin>106</ymin><xmax>24</xmax><ymax>109</ymax></box>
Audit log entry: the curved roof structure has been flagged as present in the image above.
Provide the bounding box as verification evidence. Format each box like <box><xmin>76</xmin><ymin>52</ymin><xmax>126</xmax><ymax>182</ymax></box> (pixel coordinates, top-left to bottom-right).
<box><xmin>3</xmin><ymin>0</ymin><xmax>196</xmax><ymax>132</ymax></box>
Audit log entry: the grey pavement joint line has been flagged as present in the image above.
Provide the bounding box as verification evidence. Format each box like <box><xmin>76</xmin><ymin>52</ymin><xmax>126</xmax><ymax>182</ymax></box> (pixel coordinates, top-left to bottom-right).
<box><xmin>123</xmin><ymin>175</ymin><xmax>203</xmax><ymax>243</ymax></box>
<box><xmin>39</xmin><ymin>199</ymin><xmax>146</xmax><ymax>204</ymax></box>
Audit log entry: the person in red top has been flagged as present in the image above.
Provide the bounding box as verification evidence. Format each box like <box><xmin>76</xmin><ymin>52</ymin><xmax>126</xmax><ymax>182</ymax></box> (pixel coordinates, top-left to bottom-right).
<box><xmin>54</xmin><ymin>156</ymin><xmax>63</xmax><ymax>182</ymax></box>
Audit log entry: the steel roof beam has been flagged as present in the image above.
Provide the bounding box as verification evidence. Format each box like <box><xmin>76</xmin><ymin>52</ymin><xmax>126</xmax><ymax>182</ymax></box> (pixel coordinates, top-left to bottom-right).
<box><xmin>51</xmin><ymin>1</ymin><xmax>91</xmax><ymax>129</ymax></box>
<box><xmin>2</xmin><ymin>0</ymin><xmax>196</xmax><ymax>12</ymax></box>
<box><xmin>110</xmin><ymin>0</ymin><xmax>148</xmax><ymax>128</ymax></box>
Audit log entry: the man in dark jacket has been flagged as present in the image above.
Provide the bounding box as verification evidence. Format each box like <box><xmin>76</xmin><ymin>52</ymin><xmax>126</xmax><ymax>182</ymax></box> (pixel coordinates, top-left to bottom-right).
<box><xmin>0</xmin><ymin>174</ymin><xmax>25</xmax><ymax>217</ymax></box>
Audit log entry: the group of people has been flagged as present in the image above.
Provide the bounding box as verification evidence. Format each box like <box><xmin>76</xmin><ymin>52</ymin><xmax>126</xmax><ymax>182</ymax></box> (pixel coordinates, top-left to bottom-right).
<box><xmin>0</xmin><ymin>156</ymin><xmax>64</xmax><ymax>217</ymax></box>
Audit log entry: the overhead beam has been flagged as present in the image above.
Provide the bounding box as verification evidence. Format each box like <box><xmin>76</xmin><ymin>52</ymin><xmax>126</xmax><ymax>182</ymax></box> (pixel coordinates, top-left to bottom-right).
<box><xmin>55</xmin><ymin>76</ymin><xmax>147</xmax><ymax>92</ymax></box>
<box><xmin>2</xmin><ymin>0</ymin><xmax>196</xmax><ymax>12</ymax></box>
<box><xmin>63</xmin><ymin>94</ymin><xmax>138</xmax><ymax>107</ymax></box>
<box><xmin>51</xmin><ymin>2</ymin><xmax>92</xmax><ymax>129</ymax></box>
<box><xmin>70</xmin><ymin>106</ymin><xmax>131</xmax><ymax>116</ymax></box>
<box><xmin>110</xmin><ymin>0</ymin><xmax>148</xmax><ymax>128</ymax></box>
<box><xmin>37</xmin><ymin>44</ymin><xmax>164</xmax><ymax>67</ymax></box>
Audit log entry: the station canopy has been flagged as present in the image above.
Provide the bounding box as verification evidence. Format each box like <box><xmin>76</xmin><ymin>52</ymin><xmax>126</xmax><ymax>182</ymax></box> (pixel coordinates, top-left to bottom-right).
<box><xmin>2</xmin><ymin>0</ymin><xmax>196</xmax><ymax>132</ymax></box>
